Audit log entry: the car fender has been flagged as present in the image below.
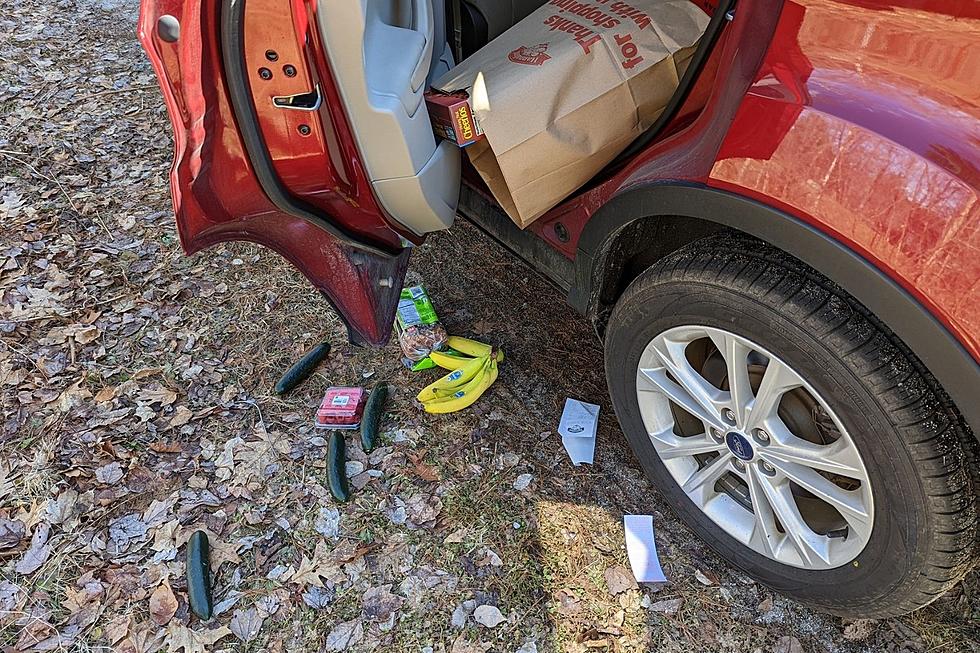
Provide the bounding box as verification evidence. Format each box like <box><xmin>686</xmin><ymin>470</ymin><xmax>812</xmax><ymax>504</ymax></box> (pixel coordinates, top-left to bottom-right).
<box><xmin>572</xmin><ymin>181</ymin><xmax>980</xmax><ymax>440</ymax></box>
<box><xmin>574</xmin><ymin>0</ymin><xmax>980</xmax><ymax>434</ymax></box>
<box><xmin>708</xmin><ymin>0</ymin><xmax>980</xmax><ymax>357</ymax></box>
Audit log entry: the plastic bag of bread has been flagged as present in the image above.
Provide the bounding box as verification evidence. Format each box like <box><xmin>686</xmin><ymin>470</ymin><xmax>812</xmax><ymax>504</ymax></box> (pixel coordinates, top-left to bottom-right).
<box><xmin>395</xmin><ymin>286</ymin><xmax>448</xmax><ymax>368</ymax></box>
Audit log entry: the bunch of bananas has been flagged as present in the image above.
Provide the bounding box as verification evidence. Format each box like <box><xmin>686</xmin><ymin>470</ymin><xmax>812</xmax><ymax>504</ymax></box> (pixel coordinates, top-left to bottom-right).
<box><xmin>416</xmin><ymin>336</ymin><xmax>503</xmax><ymax>414</ymax></box>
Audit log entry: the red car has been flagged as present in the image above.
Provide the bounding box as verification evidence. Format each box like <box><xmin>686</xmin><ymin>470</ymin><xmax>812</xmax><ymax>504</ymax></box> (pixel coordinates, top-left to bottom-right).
<box><xmin>138</xmin><ymin>0</ymin><xmax>979</xmax><ymax>617</ymax></box>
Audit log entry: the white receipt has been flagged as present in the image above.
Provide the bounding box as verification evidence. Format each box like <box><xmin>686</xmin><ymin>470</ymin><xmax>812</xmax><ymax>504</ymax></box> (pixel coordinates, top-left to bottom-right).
<box><xmin>624</xmin><ymin>515</ymin><xmax>667</xmax><ymax>583</ymax></box>
<box><xmin>558</xmin><ymin>398</ymin><xmax>599</xmax><ymax>466</ymax></box>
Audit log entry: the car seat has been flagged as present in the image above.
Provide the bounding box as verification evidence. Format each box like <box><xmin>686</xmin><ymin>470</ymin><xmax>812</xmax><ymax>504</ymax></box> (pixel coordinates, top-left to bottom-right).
<box><xmin>456</xmin><ymin>0</ymin><xmax>550</xmax><ymax>58</ymax></box>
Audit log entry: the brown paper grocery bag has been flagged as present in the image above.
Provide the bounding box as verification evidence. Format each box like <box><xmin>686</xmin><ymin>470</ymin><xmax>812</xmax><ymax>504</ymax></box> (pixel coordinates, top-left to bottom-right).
<box><xmin>434</xmin><ymin>0</ymin><xmax>708</xmax><ymax>228</ymax></box>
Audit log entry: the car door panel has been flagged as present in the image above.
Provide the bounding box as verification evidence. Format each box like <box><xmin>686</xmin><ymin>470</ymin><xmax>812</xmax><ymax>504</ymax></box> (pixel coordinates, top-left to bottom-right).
<box><xmin>317</xmin><ymin>0</ymin><xmax>461</xmax><ymax>235</ymax></box>
<box><xmin>138</xmin><ymin>0</ymin><xmax>443</xmax><ymax>345</ymax></box>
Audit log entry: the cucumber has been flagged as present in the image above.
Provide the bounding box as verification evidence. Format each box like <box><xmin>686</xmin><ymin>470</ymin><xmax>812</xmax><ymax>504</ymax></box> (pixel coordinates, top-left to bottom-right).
<box><xmin>327</xmin><ymin>431</ymin><xmax>352</xmax><ymax>502</ymax></box>
<box><xmin>185</xmin><ymin>530</ymin><xmax>213</xmax><ymax>621</ymax></box>
<box><xmin>360</xmin><ymin>384</ymin><xmax>388</xmax><ymax>453</ymax></box>
<box><xmin>274</xmin><ymin>342</ymin><xmax>331</xmax><ymax>395</ymax></box>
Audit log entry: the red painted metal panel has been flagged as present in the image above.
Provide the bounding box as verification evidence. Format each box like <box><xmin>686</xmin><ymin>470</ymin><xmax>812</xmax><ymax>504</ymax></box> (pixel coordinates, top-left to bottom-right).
<box><xmin>709</xmin><ymin>0</ymin><xmax>980</xmax><ymax>359</ymax></box>
<box><xmin>137</xmin><ymin>0</ymin><xmax>408</xmax><ymax>345</ymax></box>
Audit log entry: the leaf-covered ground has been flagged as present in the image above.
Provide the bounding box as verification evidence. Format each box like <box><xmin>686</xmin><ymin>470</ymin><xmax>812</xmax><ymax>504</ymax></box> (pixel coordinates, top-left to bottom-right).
<box><xmin>1</xmin><ymin>0</ymin><xmax>978</xmax><ymax>651</ymax></box>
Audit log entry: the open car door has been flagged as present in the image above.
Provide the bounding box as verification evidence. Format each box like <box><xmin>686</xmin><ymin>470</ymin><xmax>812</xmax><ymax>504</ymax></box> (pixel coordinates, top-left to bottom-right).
<box><xmin>138</xmin><ymin>0</ymin><xmax>460</xmax><ymax>346</ymax></box>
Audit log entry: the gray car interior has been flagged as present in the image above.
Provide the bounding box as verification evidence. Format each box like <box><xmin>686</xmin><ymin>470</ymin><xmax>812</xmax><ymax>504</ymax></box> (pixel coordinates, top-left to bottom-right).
<box><xmin>456</xmin><ymin>1</ymin><xmax>549</xmax><ymax>57</ymax></box>
<box><xmin>316</xmin><ymin>0</ymin><xmax>549</xmax><ymax>238</ymax></box>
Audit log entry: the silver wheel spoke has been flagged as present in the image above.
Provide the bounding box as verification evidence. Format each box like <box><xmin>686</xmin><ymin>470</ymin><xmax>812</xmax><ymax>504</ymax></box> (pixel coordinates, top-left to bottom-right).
<box><xmin>681</xmin><ymin>452</ymin><xmax>733</xmax><ymax>504</ymax></box>
<box><xmin>650</xmin><ymin>338</ymin><xmax>727</xmax><ymax>425</ymax></box>
<box><xmin>746</xmin><ymin>466</ymin><xmax>779</xmax><ymax>557</ymax></box>
<box><xmin>637</xmin><ymin>367</ymin><xmax>722</xmax><ymax>430</ymax></box>
<box><xmin>744</xmin><ymin>357</ymin><xmax>803</xmax><ymax>432</ymax></box>
<box><xmin>707</xmin><ymin>330</ymin><xmax>753</xmax><ymax>425</ymax></box>
<box><xmin>650</xmin><ymin>429</ymin><xmax>727</xmax><ymax>460</ymax></box>
<box><xmin>635</xmin><ymin>325</ymin><xmax>874</xmax><ymax>570</ymax></box>
<box><xmin>762</xmin><ymin>422</ymin><xmax>865</xmax><ymax>478</ymax></box>
<box><xmin>756</xmin><ymin>473</ymin><xmax>830</xmax><ymax>566</ymax></box>
<box><xmin>765</xmin><ymin>459</ymin><xmax>873</xmax><ymax>540</ymax></box>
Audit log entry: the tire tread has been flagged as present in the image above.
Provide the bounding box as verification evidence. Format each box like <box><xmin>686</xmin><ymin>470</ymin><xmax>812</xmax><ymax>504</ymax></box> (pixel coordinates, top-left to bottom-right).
<box><xmin>609</xmin><ymin>233</ymin><xmax>978</xmax><ymax>618</ymax></box>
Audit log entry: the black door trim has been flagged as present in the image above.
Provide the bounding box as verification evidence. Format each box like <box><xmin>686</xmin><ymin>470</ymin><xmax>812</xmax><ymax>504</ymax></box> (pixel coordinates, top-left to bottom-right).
<box><xmin>607</xmin><ymin>0</ymin><xmax>739</xmax><ymax>169</ymax></box>
<box><xmin>220</xmin><ymin>0</ymin><xmax>399</xmax><ymax>258</ymax></box>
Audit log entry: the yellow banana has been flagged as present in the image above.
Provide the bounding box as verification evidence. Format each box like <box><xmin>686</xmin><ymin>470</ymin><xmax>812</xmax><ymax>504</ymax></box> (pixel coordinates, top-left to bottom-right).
<box><xmin>445</xmin><ymin>336</ymin><xmax>493</xmax><ymax>358</ymax></box>
<box><xmin>429</xmin><ymin>349</ymin><xmax>473</xmax><ymax>370</ymax></box>
<box><xmin>424</xmin><ymin>357</ymin><xmax>491</xmax><ymax>405</ymax></box>
<box><xmin>423</xmin><ymin>358</ymin><xmax>498</xmax><ymax>414</ymax></box>
<box><xmin>440</xmin><ymin>338</ymin><xmax>505</xmax><ymax>364</ymax></box>
<box><xmin>430</xmin><ymin>357</ymin><xmax>499</xmax><ymax>399</ymax></box>
<box><xmin>416</xmin><ymin>354</ymin><xmax>488</xmax><ymax>402</ymax></box>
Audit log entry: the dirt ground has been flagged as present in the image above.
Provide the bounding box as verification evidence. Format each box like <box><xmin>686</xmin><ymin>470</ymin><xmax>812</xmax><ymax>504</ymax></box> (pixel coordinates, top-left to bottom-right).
<box><xmin>1</xmin><ymin>0</ymin><xmax>978</xmax><ymax>651</ymax></box>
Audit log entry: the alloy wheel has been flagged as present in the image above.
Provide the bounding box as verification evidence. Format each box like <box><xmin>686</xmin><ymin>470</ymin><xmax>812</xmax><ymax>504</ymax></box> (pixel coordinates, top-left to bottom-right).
<box><xmin>635</xmin><ymin>325</ymin><xmax>874</xmax><ymax>570</ymax></box>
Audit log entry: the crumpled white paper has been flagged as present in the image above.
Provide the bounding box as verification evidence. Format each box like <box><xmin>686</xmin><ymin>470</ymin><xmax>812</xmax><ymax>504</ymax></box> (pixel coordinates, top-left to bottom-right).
<box><xmin>558</xmin><ymin>398</ymin><xmax>599</xmax><ymax>466</ymax></box>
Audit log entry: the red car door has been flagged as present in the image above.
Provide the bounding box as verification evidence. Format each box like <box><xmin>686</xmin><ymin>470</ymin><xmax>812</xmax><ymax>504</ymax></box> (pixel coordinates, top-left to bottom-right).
<box><xmin>138</xmin><ymin>0</ymin><xmax>460</xmax><ymax>346</ymax></box>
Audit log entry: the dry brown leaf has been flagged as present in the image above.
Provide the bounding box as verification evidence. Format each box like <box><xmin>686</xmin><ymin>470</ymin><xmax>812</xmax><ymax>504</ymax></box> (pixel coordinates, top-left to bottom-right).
<box><xmin>773</xmin><ymin>636</ymin><xmax>805</xmax><ymax>653</ymax></box>
<box><xmin>406</xmin><ymin>451</ymin><xmax>440</xmax><ymax>482</ymax></box>
<box><xmin>95</xmin><ymin>386</ymin><xmax>116</xmax><ymax>403</ymax></box>
<box><xmin>334</xmin><ymin>540</ymin><xmax>378</xmax><ymax>564</ymax></box>
<box><xmin>138</xmin><ymin>387</ymin><xmax>178</xmax><ymax>407</ymax></box>
<box><xmin>322</xmin><ymin>619</ymin><xmax>363</xmax><ymax>652</ymax></box>
<box><xmin>15</xmin><ymin>522</ymin><xmax>51</xmax><ymax>575</ymax></box>
<box><xmin>288</xmin><ymin>554</ymin><xmax>336</xmax><ymax>588</ymax></box>
<box><xmin>103</xmin><ymin>613</ymin><xmax>132</xmax><ymax>645</ymax></box>
<box><xmin>220</xmin><ymin>385</ymin><xmax>240</xmax><ymax>403</ymax></box>
<box><xmin>694</xmin><ymin>568</ymin><xmax>720</xmax><ymax>586</ymax></box>
<box><xmin>56</xmin><ymin>380</ymin><xmax>92</xmax><ymax>412</ymax></box>
<box><xmin>361</xmin><ymin>584</ymin><xmax>404</xmax><ymax>622</ymax></box>
<box><xmin>149</xmin><ymin>582</ymin><xmax>178</xmax><ymax>626</ymax></box>
<box><xmin>67</xmin><ymin>324</ymin><xmax>100</xmax><ymax>344</ymax></box>
<box><xmin>0</xmin><ymin>518</ymin><xmax>25</xmax><ymax>549</ymax></box>
<box><xmin>169</xmin><ymin>406</ymin><xmax>193</xmax><ymax>428</ymax></box>
<box><xmin>404</xmin><ymin>493</ymin><xmax>443</xmax><ymax>528</ymax></box>
<box><xmin>230</xmin><ymin>606</ymin><xmax>265</xmax><ymax>642</ymax></box>
<box><xmin>443</xmin><ymin>527</ymin><xmax>469</xmax><ymax>544</ymax></box>
<box><xmin>14</xmin><ymin>616</ymin><xmax>56</xmax><ymax>651</ymax></box>
<box><xmin>118</xmin><ymin>623</ymin><xmax>168</xmax><ymax>653</ymax></box>
<box><xmin>38</xmin><ymin>324</ymin><xmax>99</xmax><ymax>345</ymax></box>
<box><xmin>95</xmin><ymin>461</ymin><xmax>124</xmax><ymax>485</ymax></box>
<box><xmin>603</xmin><ymin>565</ymin><xmax>638</xmax><ymax>595</ymax></box>
<box><xmin>149</xmin><ymin>440</ymin><xmax>184</xmax><ymax>454</ymax></box>
<box><xmin>152</xmin><ymin>519</ymin><xmax>179</xmax><ymax>553</ymax></box>
<box><xmin>164</xmin><ymin>623</ymin><xmax>232</xmax><ymax>653</ymax></box>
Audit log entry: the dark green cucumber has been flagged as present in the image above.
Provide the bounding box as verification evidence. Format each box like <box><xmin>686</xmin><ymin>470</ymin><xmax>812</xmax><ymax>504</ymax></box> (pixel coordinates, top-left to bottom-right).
<box><xmin>360</xmin><ymin>384</ymin><xmax>388</xmax><ymax>453</ymax></box>
<box><xmin>186</xmin><ymin>530</ymin><xmax>213</xmax><ymax>620</ymax></box>
<box><xmin>274</xmin><ymin>342</ymin><xmax>331</xmax><ymax>394</ymax></box>
<box><xmin>327</xmin><ymin>431</ymin><xmax>352</xmax><ymax>502</ymax></box>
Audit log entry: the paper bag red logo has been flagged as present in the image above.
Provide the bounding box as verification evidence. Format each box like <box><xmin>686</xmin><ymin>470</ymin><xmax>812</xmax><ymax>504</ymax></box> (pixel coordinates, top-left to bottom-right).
<box><xmin>508</xmin><ymin>44</ymin><xmax>551</xmax><ymax>66</ymax></box>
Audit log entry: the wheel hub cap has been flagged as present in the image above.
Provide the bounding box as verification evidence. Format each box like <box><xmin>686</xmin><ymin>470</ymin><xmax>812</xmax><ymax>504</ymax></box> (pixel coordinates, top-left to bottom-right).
<box><xmin>725</xmin><ymin>432</ymin><xmax>754</xmax><ymax>461</ymax></box>
<box><xmin>634</xmin><ymin>325</ymin><xmax>874</xmax><ymax>570</ymax></box>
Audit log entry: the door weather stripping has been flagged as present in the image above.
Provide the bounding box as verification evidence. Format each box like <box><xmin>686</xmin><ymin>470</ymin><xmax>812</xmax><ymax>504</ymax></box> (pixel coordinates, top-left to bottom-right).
<box><xmin>219</xmin><ymin>0</ymin><xmax>397</xmax><ymax>257</ymax></box>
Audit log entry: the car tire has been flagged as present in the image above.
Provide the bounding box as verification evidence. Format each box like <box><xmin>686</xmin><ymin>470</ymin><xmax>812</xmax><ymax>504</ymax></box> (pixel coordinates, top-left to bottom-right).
<box><xmin>604</xmin><ymin>233</ymin><xmax>978</xmax><ymax>617</ymax></box>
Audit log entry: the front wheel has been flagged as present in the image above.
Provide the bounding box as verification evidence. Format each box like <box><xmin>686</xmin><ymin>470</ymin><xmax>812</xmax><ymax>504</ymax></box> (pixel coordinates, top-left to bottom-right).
<box><xmin>604</xmin><ymin>234</ymin><xmax>977</xmax><ymax>618</ymax></box>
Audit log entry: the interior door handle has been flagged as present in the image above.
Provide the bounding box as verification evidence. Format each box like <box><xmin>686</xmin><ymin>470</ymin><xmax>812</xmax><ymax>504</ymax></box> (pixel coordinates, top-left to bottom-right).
<box><xmin>272</xmin><ymin>84</ymin><xmax>322</xmax><ymax>111</ymax></box>
<box><xmin>409</xmin><ymin>0</ymin><xmax>434</xmax><ymax>93</ymax></box>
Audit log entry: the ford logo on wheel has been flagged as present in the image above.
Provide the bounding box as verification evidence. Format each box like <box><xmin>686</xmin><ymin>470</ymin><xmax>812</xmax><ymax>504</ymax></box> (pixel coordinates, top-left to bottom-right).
<box><xmin>725</xmin><ymin>432</ymin><xmax>754</xmax><ymax>461</ymax></box>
